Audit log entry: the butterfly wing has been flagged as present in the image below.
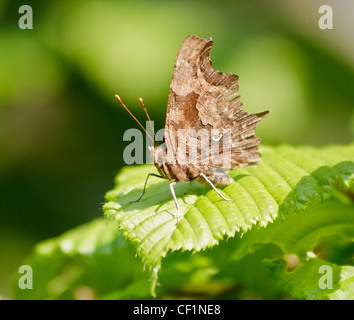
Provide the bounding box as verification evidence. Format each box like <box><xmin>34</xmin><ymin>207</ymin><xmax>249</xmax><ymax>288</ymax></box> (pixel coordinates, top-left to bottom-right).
<box><xmin>164</xmin><ymin>35</ymin><xmax>269</xmax><ymax>171</ymax></box>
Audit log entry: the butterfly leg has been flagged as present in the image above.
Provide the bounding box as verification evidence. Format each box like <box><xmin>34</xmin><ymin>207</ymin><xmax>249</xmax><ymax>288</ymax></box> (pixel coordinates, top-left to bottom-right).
<box><xmin>131</xmin><ymin>173</ymin><xmax>165</xmax><ymax>203</ymax></box>
<box><xmin>169</xmin><ymin>180</ymin><xmax>180</xmax><ymax>225</ymax></box>
<box><xmin>199</xmin><ymin>172</ymin><xmax>233</xmax><ymax>202</ymax></box>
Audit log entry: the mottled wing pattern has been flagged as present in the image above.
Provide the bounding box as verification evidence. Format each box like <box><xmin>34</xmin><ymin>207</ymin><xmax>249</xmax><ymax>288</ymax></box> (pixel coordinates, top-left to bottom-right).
<box><xmin>164</xmin><ymin>35</ymin><xmax>269</xmax><ymax>170</ymax></box>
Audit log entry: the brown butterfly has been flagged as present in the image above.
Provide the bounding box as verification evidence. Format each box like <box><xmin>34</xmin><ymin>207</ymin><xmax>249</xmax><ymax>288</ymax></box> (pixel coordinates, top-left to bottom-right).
<box><xmin>116</xmin><ymin>35</ymin><xmax>269</xmax><ymax>223</ymax></box>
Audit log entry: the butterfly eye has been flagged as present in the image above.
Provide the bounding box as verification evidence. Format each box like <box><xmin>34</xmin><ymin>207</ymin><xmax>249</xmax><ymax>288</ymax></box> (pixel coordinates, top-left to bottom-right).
<box><xmin>212</xmin><ymin>134</ymin><xmax>223</xmax><ymax>141</ymax></box>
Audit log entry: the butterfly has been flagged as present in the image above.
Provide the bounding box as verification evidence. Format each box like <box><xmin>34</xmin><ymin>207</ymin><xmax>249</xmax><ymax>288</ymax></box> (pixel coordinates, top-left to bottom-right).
<box><xmin>116</xmin><ymin>35</ymin><xmax>269</xmax><ymax>224</ymax></box>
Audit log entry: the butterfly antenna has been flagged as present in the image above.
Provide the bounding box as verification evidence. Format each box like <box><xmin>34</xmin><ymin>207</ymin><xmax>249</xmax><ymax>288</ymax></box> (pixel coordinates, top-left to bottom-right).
<box><xmin>115</xmin><ymin>94</ymin><xmax>154</xmax><ymax>143</ymax></box>
<box><xmin>139</xmin><ymin>97</ymin><xmax>158</xmax><ymax>147</ymax></box>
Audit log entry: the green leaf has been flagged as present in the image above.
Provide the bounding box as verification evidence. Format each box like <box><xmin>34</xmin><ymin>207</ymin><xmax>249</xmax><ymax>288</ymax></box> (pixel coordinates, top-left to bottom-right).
<box><xmin>16</xmin><ymin>199</ymin><xmax>353</xmax><ymax>299</ymax></box>
<box><xmin>165</xmin><ymin>199</ymin><xmax>354</xmax><ymax>299</ymax></box>
<box><xmin>103</xmin><ymin>144</ymin><xmax>354</xmax><ymax>294</ymax></box>
<box><xmin>228</xmin><ymin>199</ymin><xmax>354</xmax><ymax>262</ymax></box>
<box><xmin>265</xmin><ymin>258</ymin><xmax>354</xmax><ymax>300</ymax></box>
<box><xmin>261</xmin><ymin>199</ymin><xmax>354</xmax><ymax>300</ymax></box>
<box><xmin>13</xmin><ymin>219</ymin><xmax>150</xmax><ymax>300</ymax></box>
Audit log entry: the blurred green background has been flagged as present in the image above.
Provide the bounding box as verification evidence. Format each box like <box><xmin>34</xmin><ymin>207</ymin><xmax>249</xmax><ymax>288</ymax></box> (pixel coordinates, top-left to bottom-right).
<box><xmin>0</xmin><ymin>0</ymin><xmax>353</xmax><ymax>299</ymax></box>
